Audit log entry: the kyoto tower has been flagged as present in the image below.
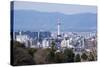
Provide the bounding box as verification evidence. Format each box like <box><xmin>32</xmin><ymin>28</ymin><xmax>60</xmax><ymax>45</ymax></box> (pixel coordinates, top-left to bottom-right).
<box><xmin>57</xmin><ymin>18</ymin><xmax>61</xmax><ymax>36</ymax></box>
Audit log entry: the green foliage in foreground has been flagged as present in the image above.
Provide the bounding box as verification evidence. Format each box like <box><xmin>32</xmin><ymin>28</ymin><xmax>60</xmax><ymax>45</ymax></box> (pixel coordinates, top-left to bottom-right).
<box><xmin>12</xmin><ymin>41</ymin><xmax>97</xmax><ymax>66</ymax></box>
<box><xmin>74</xmin><ymin>54</ymin><xmax>81</xmax><ymax>62</ymax></box>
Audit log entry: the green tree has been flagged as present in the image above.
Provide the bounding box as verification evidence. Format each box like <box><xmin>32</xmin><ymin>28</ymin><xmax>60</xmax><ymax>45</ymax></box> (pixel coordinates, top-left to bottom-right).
<box><xmin>63</xmin><ymin>48</ymin><xmax>75</xmax><ymax>62</ymax></box>
<box><xmin>55</xmin><ymin>52</ymin><xmax>65</xmax><ymax>63</ymax></box>
<box><xmin>74</xmin><ymin>54</ymin><xmax>81</xmax><ymax>62</ymax></box>
<box><xmin>51</xmin><ymin>41</ymin><xmax>56</xmax><ymax>51</ymax></box>
<box><xmin>13</xmin><ymin>48</ymin><xmax>35</xmax><ymax>65</ymax></box>
<box><xmin>47</xmin><ymin>49</ymin><xmax>56</xmax><ymax>63</ymax></box>
<box><xmin>46</xmin><ymin>41</ymin><xmax>56</xmax><ymax>63</ymax></box>
<box><xmin>12</xmin><ymin>41</ymin><xmax>35</xmax><ymax>66</ymax></box>
<box><xmin>88</xmin><ymin>52</ymin><xmax>95</xmax><ymax>61</ymax></box>
<box><xmin>27</xmin><ymin>48</ymin><xmax>37</xmax><ymax>57</ymax></box>
<box><xmin>81</xmin><ymin>53</ymin><xmax>88</xmax><ymax>61</ymax></box>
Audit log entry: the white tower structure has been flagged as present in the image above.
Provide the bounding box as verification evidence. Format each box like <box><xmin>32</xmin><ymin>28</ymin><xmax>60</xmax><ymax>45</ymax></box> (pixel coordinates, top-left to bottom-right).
<box><xmin>19</xmin><ymin>31</ymin><xmax>22</xmax><ymax>35</ymax></box>
<box><xmin>57</xmin><ymin>18</ymin><xmax>61</xmax><ymax>36</ymax></box>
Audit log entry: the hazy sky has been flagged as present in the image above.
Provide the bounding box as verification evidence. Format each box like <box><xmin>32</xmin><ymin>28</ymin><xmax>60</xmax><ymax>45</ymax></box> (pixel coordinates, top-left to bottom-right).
<box><xmin>13</xmin><ymin>1</ymin><xmax>97</xmax><ymax>14</ymax></box>
<box><xmin>13</xmin><ymin>1</ymin><xmax>97</xmax><ymax>32</ymax></box>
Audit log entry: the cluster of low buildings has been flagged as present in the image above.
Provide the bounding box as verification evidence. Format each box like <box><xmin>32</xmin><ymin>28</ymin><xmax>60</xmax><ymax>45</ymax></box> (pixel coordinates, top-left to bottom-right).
<box><xmin>13</xmin><ymin>31</ymin><xmax>97</xmax><ymax>54</ymax></box>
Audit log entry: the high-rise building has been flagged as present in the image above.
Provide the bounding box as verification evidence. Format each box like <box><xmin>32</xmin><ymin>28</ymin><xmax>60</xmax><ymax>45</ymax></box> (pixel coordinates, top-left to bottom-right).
<box><xmin>16</xmin><ymin>31</ymin><xmax>30</xmax><ymax>47</ymax></box>
<box><xmin>42</xmin><ymin>38</ymin><xmax>50</xmax><ymax>48</ymax></box>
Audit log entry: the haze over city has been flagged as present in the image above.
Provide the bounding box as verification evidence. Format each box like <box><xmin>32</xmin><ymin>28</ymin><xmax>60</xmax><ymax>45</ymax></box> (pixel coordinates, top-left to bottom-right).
<box><xmin>12</xmin><ymin>1</ymin><xmax>97</xmax><ymax>32</ymax></box>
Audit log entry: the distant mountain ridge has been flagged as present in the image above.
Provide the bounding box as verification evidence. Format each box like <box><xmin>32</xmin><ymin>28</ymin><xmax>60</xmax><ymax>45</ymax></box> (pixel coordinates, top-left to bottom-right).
<box><xmin>13</xmin><ymin>10</ymin><xmax>97</xmax><ymax>32</ymax></box>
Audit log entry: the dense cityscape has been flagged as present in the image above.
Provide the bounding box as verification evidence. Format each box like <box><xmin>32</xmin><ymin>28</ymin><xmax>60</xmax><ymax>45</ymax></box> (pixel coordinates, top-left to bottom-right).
<box><xmin>12</xmin><ymin>19</ymin><xmax>97</xmax><ymax>65</ymax></box>
<box><xmin>14</xmin><ymin>31</ymin><xmax>97</xmax><ymax>54</ymax></box>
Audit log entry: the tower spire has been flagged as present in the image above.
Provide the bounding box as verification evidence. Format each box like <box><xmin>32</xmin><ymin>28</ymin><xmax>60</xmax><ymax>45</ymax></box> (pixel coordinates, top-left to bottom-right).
<box><xmin>57</xmin><ymin>18</ymin><xmax>61</xmax><ymax>36</ymax></box>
